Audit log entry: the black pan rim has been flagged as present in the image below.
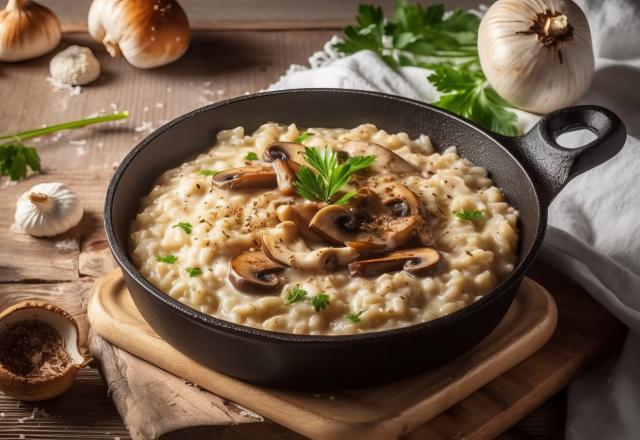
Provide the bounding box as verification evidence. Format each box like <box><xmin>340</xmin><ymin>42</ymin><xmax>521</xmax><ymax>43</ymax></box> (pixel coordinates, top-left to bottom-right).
<box><xmin>104</xmin><ymin>88</ymin><xmax>545</xmax><ymax>344</ymax></box>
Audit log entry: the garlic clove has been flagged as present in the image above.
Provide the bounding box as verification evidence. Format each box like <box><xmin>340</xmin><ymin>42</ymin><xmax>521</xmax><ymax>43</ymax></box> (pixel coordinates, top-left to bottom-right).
<box><xmin>50</xmin><ymin>45</ymin><xmax>102</xmax><ymax>86</ymax></box>
<box><xmin>0</xmin><ymin>301</ymin><xmax>91</xmax><ymax>401</ymax></box>
<box><xmin>15</xmin><ymin>182</ymin><xmax>84</xmax><ymax>237</ymax></box>
<box><xmin>0</xmin><ymin>0</ymin><xmax>62</xmax><ymax>62</ymax></box>
<box><xmin>88</xmin><ymin>0</ymin><xmax>191</xmax><ymax>69</ymax></box>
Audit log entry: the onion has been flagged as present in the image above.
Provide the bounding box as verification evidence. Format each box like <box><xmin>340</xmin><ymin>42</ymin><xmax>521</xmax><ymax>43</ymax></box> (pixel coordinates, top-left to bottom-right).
<box><xmin>478</xmin><ymin>0</ymin><xmax>594</xmax><ymax>114</ymax></box>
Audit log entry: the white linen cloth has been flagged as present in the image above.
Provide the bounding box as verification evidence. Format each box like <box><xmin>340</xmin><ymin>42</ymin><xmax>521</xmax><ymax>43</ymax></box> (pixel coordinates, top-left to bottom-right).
<box><xmin>269</xmin><ymin>2</ymin><xmax>640</xmax><ymax>438</ymax></box>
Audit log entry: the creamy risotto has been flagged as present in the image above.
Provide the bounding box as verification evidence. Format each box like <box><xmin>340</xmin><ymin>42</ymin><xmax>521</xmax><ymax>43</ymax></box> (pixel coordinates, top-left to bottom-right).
<box><xmin>130</xmin><ymin>123</ymin><xmax>519</xmax><ymax>335</ymax></box>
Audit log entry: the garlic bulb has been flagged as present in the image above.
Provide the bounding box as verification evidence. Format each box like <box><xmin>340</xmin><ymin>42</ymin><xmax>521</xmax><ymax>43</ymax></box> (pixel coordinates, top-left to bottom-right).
<box><xmin>0</xmin><ymin>0</ymin><xmax>62</xmax><ymax>62</ymax></box>
<box><xmin>478</xmin><ymin>0</ymin><xmax>594</xmax><ymax>114</ymax></box>
<box><xmin>88</xmin><ymin>0</ymin><xmax>190</xmax><ymax>69</ymax></box>
<box><xmin>15</xmin><ymin>183</ymin><xmax>84</xmax><ymax>237</ymax></box>
<box><xmin>50</xmin><ymin>45</ymin><xmax>101</xmax><ymax>86</ymax></box>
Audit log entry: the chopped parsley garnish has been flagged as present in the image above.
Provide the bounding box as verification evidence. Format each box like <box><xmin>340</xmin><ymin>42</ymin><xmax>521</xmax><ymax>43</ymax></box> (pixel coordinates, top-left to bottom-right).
<box><xmin>244</xmin><ymin>152</ymin><xmax>258</xmax><ymax>161</ymax></box>
<box><xmin>455</xmin><ymin>210</ymin><xmax>484</xmax><ymax>221</ymax></box>
<box><xmin>172</xmin><ymin>222</ymin><xmax>192</xmax><ymax>234</ymax></box>
<box><xmin>312</xmin><ymin>293</ymin><xmax>331</xmax><ymax>312</ymax></box>
<box><xmin>186</xmin><ymin>267</ymin><xmax>201</xmax><ymax>277</ymax></box>
<box><xmin>346</xmin><ymin>310</ymin><xmax>364</xmax><ymax>323</ymax></box>
<box><xmin>294</xmin><ymin>132</ymin><xmax>313</xmax><ymax>144</ymax></box>
<box><xmin>285</xmin><ymin>287</ymin><xmax>308</xmax><ymax>305</ymax></box>
<box><xmin>198</xmin><ymin>169</ymin><xmax>219</xmax><ymax>176</ymax></box>
<box><xmin>155</xmin><ymin>255</ymin><xmax>177</xmax><ymax>263</ymax></box>
<box><xmin>334</xmin><ymin>2</ymin><xmax>518</xmax><ymax>136</ymax></box>
<box><xmin>295</xmin><ymin>146</ymin><xmax>375</xmax><ymax>205</ymax></box>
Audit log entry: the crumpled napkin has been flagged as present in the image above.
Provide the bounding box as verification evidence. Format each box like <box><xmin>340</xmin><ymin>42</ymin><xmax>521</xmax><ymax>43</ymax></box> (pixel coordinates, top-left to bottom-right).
<box><xmin>268</xmin><ymin>1</ymin><xmax>640</xmax><ymax>438</ymax></box>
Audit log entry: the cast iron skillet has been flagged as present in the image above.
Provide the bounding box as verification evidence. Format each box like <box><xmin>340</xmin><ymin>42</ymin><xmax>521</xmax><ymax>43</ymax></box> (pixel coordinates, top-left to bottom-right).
<box><xmin>105</xmin><ymin>89</ymin><xmax>626</xmax><ymax>389</ymax></box>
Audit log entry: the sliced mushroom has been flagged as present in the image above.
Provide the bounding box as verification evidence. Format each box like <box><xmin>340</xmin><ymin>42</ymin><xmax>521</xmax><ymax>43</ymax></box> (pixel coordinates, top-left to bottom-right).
<box><xmin>348</xmin><ymin>248</ymin><xmax>440</xmax><ymax>277</ymax></box>
<box><xmin>262</xmin><ymin>142</ymin><xmax>306</xmax><ymax>196</ymax></box>
<box><xmin>276</xmin><ymin>203</ymin><xmax>325</xmax><ymax>243</ymax></box>
<box><xmin>262</xmin><ymin>221</ymin><xmax>359</xmax><ymax>273</ymax></box>
<box><xmin>213</xmin><ymin>166</ymin><xmax>277</xmax><ymax>190</ymax></box>
<box><xmin>309</xmin><ymin>183</ymin><xmax>431</xmax><ymax>252</ymax></box>
<box><xmin>340</xmin><ymin>140</ymin><xmax>416</xmax><ymax>174</ymax></box>
<box><xmin>228</xmin><ymin>250</ymin><xmax>286</xmax><ymax>292</ymax></box>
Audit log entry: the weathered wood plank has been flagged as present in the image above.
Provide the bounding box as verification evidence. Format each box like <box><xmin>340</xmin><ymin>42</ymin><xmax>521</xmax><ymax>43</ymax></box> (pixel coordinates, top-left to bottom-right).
<box><xmin>0</xmin><ymin>31</ymin><xmax>335</xmax><ymax>172</ymax></box>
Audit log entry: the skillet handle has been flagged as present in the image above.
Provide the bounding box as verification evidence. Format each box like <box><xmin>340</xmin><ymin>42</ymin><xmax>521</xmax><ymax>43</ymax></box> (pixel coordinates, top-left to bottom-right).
<box><xmin>498</xmin><ymin>105</ymin><xmax>626</xmax><ymax>208</ymax></box>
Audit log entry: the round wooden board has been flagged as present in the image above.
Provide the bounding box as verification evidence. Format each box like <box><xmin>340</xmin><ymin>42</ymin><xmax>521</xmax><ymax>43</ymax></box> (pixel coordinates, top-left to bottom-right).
<box><xmin>88</xmin><ymin>270</ymin><xmax>557</xmax><ymax>440</ymax></box>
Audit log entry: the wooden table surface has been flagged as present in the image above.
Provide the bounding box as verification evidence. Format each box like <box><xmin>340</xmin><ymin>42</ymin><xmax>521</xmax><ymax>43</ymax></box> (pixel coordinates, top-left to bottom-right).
<box><xmin>0</xmin><ymin>5</ymin><xmax>625</xmax><ymax>439</ymax></box>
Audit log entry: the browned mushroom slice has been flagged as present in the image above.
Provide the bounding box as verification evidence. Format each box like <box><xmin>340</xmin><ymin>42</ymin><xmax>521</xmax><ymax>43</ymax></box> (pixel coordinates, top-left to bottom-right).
<box><xmin>262</xmin><ymin>221</ymin><xmax>359</xmax><ymax>273</ymax></box>
<box><xmin>213</xmin><ymin>166</ymin><xmax>277</xmax><ymax>190</ymax></box>
<box><xmin>309</xmin><ymin>205</ymin><xmax>358</xmax><ymax>245</ymax></box>
<box><xmin>276</xmin><ymin>203</ymin><xmax>325</xmax><ymax>243</ymax></box>
<box><xmin>348</xmin><ymin>248</ymin><xmax>440</xmax><ymax>277</ymax></box>
<box><xmin>262</xmin><ymin>142</ymin><xmax>307</xmax><ymax>196</ymax></box>
<box><xmin>341</xmin><ymin>140</ymin><xmax>417</xmax><ymax>174</ymax></box>
<box><xmin>228</xmin><ymin>250</ymin><xmax>286</xmax><ymax>292</ymax></box>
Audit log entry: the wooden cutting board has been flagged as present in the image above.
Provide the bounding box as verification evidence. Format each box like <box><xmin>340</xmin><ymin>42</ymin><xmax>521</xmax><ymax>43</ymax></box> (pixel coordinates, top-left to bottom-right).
<box><xmin>89</xmin><ymin>270</ymin><xmax>557</xmax><ymax>440</ymax></box>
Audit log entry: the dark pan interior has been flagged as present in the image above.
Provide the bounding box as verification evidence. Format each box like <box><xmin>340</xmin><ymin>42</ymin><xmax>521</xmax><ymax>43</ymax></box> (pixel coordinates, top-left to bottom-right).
<box><xmin>107</xmin><ymin>89</ymin><xmax>543</xmax><ymax>344</ymax></box>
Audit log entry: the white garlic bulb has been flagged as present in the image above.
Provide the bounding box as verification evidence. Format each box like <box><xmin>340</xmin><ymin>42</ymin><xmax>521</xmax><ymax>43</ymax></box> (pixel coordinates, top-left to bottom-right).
<box><xmin>50</xmin><ymin>45</ymin><xmax>101</xmax><ymax>86</ymax></box>
<box><xmin>478</xmin><ymin>0</ymin><xmax>594</xmax><ymax>114</ymax></box>
<box><xmin>88</xmin><ymin>0</ymin><xmax>190</xmax><ymax>69</ymax></box>
<box><xmin>15</xmin><ymin>183</ymin><xmax>84</xmax><ymax>237</ymax></box>
<box><xmin>0</xmin><ymin>0</ymin><xmax>62</xmax><ymax>62</ymax></box>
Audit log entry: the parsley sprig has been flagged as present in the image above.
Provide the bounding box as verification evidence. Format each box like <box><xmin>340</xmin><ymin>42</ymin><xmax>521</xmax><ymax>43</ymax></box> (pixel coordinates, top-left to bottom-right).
<box><xmin>0</xmin><ymin>112</ymin><xmax>129</xmax><ymax>181</ymax></box>
<box><xmin>335</xmin><ymin>2</ymin><xmax>518</xmax><ymax>136</ymax></box>
<box><xmin>155</xmin><ymin>255</ymin><xmax>177</xmax><ymax>263</ymax></box>
<box><xmin>172</xmin><ymin>222</ymin><xmax>192</xmax><ymax>234</ymax></box>
<box><xmin>294</xmin><ymin>132</ymin><xmax>313</xmax><ymax>144</ymax></box>
<box><xmin>346</xmin><ymin>310</ymin><xmax>364</xmax><ymax>323</ymax></box>
<box><xmin>284</xmin><ymin>287</ymin><xmax>331</xmax><ymax>312</ymax></box>
<box><xmin>455</xmin><ymin>210</ymin><xmax>484</xmax><ymax>221</ymax></box>
<box><xmin>296</xmin><ymin>146</ymin><xmax>375</xmax><ymax>205</ymax></box>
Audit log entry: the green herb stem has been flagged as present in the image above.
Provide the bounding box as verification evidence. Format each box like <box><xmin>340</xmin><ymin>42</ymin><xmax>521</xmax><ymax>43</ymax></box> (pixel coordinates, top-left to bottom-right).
<box><xmin>0</xmin><ymin>111</ymin><xmax>130</xmax><ymax>143</ymax></box>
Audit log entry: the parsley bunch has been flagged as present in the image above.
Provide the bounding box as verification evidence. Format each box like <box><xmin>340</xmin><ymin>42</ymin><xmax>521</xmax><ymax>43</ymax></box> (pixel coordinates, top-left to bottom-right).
<box><xmin>296</xmin><ymin>146</ymin><xmax>375</xmax><ymax>205</ymax></box>
<box><xmin>335</xmin><ymin>1</ymin><xmax>519</xmax><ymax>136</ymax></box>
<box><xmin>0</xmin><ymin>112</ymin><xmax>129</xmax><ymax>181</ymax></box>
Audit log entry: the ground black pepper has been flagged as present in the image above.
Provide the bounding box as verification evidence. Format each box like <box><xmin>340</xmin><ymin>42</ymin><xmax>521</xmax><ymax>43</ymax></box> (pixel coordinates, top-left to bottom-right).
<box><xmin>0</xmin><ymin>320</ymin><xmax>70</xmax><ymax>377</ymax></box>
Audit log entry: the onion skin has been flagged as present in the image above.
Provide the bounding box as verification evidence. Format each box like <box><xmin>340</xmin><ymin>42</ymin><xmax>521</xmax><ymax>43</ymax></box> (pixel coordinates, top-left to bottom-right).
<box><xmin>478</xmin><ymin>0</ymin><xmax>594</xmax><ymax>114</ymax></box>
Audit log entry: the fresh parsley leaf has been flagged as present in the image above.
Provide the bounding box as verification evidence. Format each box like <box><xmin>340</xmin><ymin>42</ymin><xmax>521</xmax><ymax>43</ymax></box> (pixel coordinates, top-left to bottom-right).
<box><xmin>335</xmin><ymin>2</ymin><xmax>519</xmax><ymax>136</ymax></box>
<box><xmin>172</xmin><ymin>222</ymin><xmax>192</xmax><ymax>234</ymax></box>
<box><xmin>186</xmin><ymin>267</ymin><xmax>202</xmax><ymax>277</ymax></box>
<box><xmin>455</xmin><ymin>210</ymin><xmax>484</xmax><ymax>221</ymax></box>
<box><xmin>0</xmin><ymin>143</ymin><xmax>41</xmax><ymax>181</ymax></box>
<box><xmin>244</xmin><ymin>152</ymin><xmax>258</xmax><ymax>161</ymax></box>
<box><xmin>428</xmin><ymin>65</ymin><xmax>518</xmax><ymax>136</ymax></box>
<box><xmin>294</xmin><ymin>132</ymin><xmax>313</xmax><ymax>144</ymax></box>
<box><xmin>198</xmin><ymin>169</ymin><xmax>219</xmax><ymax>176</ymax></box>
<box><xmin>295</xmin><ymin>146</ymin><xmax>375</xmax><ymax>204</ymax></box>
<box><xmin>285</xmin><ymin>287</ymin><xmax>308</xmax><ymax>305</ymax></box>
<box><xmin>312</xmin><ymin>293</ymin><xmax>330</xmax><ymax>312</ymax></box>
<box><xmin>155</xmin><ymin>255</ymin><xmax>177</xmax><ymax>263</ymax></box>
<box><xmin>346</xmin><ymin>310</ymin><xmax>364</xmax><ymax>323</ymax></box>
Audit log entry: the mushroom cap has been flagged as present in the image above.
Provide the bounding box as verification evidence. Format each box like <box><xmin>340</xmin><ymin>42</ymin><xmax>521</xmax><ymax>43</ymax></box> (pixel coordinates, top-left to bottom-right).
<box><xmin>262</xmin><ymin>142</ymin><xmax>306</xmax><ymax>163</ymax></box>
<box><xmin>348</xmin><ymin>248</ymin><xmax>440</xmax><ymax>277</ymax></box>
<box><xmin>0</xmin><ymin>301</ymin><xmax>91</xmax><ymax>401</ymax></box>
<box><xmin>309</xmin><ymin>204</ymin><xmax>357</xmax><ymax>245</ymax></box>
<box><xmin>262</xmin><ymin>221</ymin><xmax>359</xmax><ymax>273</ymax></box>
<box><xmin>212</xmin><ymin>166</ymin><xmax>277</xmax><ymax>190</ymax></box>
<box><xmin>309</xmin><ymin>183</ymin><xmax>431</xmax><ymax>252</ymax></box>
<box><xmin>228</xmin><ymin>250</ymin><xmax>286</xmax><ymax>292</ymax></box>
<box><xmin>340</xmin><ymin>141</ymin><xmax>416</xmax><ymax>174</ymax></box>
<box><xmin>276</xmin><ymin>203</ymin><xmax>325</xmax><ymax>243</ymax></box>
